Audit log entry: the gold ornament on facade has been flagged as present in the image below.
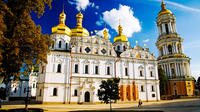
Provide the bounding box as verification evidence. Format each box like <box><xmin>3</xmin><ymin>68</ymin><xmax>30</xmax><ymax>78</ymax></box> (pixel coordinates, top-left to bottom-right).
<box><xmin>103</xmin><ymin>25</ymin><xmax>108</xmax><ymax>39</ymax></box>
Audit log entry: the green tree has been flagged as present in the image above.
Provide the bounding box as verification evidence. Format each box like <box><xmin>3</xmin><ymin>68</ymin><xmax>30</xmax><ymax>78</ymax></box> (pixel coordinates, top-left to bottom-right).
<box><xmin>98</xmin><ymin>78</ymin><xmax>120</xmax><ymax>111</ymax></box>
<box><xmin>196</xmin><ymin>76</ymin><xmax>200</xmax><ymax>91</ymax></box>
<box><xmin>158</xmin><ymin>66</ymin><xmax>168</xmax><ymax>96</ymax></box>
<box><xmin>0</xmin><ymin>0</ymin><xmax>53</xmax><ymax>111</ymax></box>
<box><xmin>0</xmin><ymin>0</ymin><xmax>52</xmax><ymax>90</ymax></box>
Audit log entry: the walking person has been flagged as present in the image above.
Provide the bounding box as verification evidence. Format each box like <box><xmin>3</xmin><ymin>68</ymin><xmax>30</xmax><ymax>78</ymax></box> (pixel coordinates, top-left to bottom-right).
<box><xmin>138</xmin><ymin>99</ymin><xmax>142</xmax><ymax>108</ymax></box>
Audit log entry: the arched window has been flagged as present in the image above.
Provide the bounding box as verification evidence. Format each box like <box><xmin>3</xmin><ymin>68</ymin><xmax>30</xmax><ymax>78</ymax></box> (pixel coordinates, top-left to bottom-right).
<box><xmin>74</xmin><ymin>89</ymin><xmax>78</xmax><ymax>96</ymax></box>
<box><xmin>125</xmin><ymin>67</ymin><xmax>128</xmax><ymax>76</ymax></box>
<box><xmin>14</xmin><ymin>88</ymin><xmax>17</xmax><ymax>93</ymax></box>
<box><xmin>150</xmin><ymin>71</ymin><xmax>153</xmax><ymax>77</ymax></box>
<box><xmin>165</xmin><ymin>24</ymin><xmax>169</xmax><ymax>34</ymax></box>
<box><xmin>85</xmin><ymin>65</ymin><xmax>89</xmax><ymax>74</ymax></box>
<box><xmin>57</xmin><ymin>64</ymin><xmax>61</xmax><ymax>73</ymax></box>
<box><xmin>24</xmin><ymin>88</ymin><xmax>26</xmax><ymax>93</ymax></box>
<box><xmin>39</xmin><ymin>89</ymin><xmax>42</xmax><ymax>96</ymax></box>
<box><xmin>33</xmin><ymin>83</ymin><xmax>35</xmax><ymax>88</ymax></box>
<box><xmin>117</xmin><ymin>46</ymin><xmax>120</xmax><ymax>51</ymax></box>
<box><xmin>141</xmin><ymin>85</ymin><xmax>144</xmax><ymax>92</ymax></box>
<box><xmin>80</xmin><ymin>47</ymin><xmax>82</xmax><ymax>53</ymax></box>
<box><xmin>140</xmin><ymin>70</ymin><xmax>143</xmax><ymax>76</ymax></box>
<box><xmin>59</xmin><ymin>41</ymin><xmax>62</xmax><ymax>48</ymax></box>
<box><xmin>123</xmin><ymin>46</ymin><xmax>126</xmax><ymax>51</ymax></box>
<box><xmin>107</xmin><ymin>66</ymin><xmax>110</xmax><ymax>75</ymax></box>
<box><xmin>53</xmin><ymin>88</ymin><xmax>57</xmax><ymax>96</ymax></box>
<box><xmin>168</xmin><ymin>45</ymin><xmax>172</xmax><ymax>54</ymax></box>
<box><xmin>152</xmin><ymin>85</ymin><xmax>155</xmax><ymax>92</ymax></box>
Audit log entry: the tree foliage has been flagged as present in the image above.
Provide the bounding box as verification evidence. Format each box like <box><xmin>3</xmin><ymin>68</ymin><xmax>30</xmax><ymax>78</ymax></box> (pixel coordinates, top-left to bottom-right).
<box><xmin>196</xmin><ymin>76</ymin><xmax>200</xmax><ymax>91</ymax></box>
<box><xmin>98</xmin><ymin>78</ymin><xmax>120</xmax><ymax>111</ymax></box>
<box><xmin>0</xmin><ymin>87</ymin><xmax>6</xmax><ymax>100</ymax></box>
<box><xmin>0</xmin><ymin>0</ymin><xmax>53</xmax><ymax>84</ymax></box>
<box><xmin>158</xmin><ymin>66</ymin><xmax>168</xmax><ymax>95</ymax></box>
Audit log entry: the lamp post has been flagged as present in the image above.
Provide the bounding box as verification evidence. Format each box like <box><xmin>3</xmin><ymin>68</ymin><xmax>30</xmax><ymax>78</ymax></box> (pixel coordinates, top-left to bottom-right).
<box><xmin>25</xmin><ymin>80</ymin><xmax>30</xmax><ymax>112</ymax></box>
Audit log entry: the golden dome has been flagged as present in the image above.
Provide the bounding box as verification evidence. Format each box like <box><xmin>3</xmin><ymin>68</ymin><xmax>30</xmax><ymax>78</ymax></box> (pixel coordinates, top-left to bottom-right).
<box><xmin>114</xmin><ymin>24</ymin><xmax>128</xmax><ymax>42</ymax></box>
<box><xmin>158</xmin><ymin>2</ymin><xmax>172</xmax><ymax>16</ymax></box>
<box><xmin>52</xmin><ymin>10</ymin><xmax>71</xmax><ymax>36</ymax></box>
<box><xmin>71</xmin><ymin>12</ymin><xmax>89</xmax><ymax>36</ymax></box>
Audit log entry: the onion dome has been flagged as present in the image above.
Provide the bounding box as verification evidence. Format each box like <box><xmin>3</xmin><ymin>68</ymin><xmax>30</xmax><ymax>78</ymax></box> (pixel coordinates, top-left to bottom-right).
<box><xmin>71</xmin><ymin>12</ymin><xmax>89</xmax><ymax>36</ymax></box>
<box><xmin>114</xmin><ymin>24</ymin><xmax>128</xmax><ymax>42</ymax></box>
<box><xmin>158</xmin><ymin>1</ymin><xmax>172</xmax><ymax>16</ymax></box>
<box><xmin>51</xmin><ymin>9</ymin><xmax>71</xmax><ymax>36</ymax></box>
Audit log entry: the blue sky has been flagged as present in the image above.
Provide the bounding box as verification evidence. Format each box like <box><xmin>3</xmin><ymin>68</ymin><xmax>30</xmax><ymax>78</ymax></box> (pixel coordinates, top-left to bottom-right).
<box><xmin>31</xmin><ymin>0</ymin><xmax>200</xmax><ymax>79</ymax></box>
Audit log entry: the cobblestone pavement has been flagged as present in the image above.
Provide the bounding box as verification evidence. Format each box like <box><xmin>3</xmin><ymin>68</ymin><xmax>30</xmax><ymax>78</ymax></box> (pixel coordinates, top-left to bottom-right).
<box><xmin>1</xmin><ymin>98</ymin><xmax>200</xmax><ymax>112</ymax></box>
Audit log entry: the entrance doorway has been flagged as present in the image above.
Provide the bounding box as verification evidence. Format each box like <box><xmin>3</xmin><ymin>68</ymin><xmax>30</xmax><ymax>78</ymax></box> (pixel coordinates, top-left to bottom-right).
<box><xmin>84</xmin><ymin>91</ymin><xmax>90</xmax><ymax>102</ymax></box>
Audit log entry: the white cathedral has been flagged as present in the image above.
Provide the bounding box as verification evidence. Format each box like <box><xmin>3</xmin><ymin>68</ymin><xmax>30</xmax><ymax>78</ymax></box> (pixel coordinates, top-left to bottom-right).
<box><xmin>36</xmin><ymin>6</ymin><xmax>162</xmax><ymax>104</ymax></box>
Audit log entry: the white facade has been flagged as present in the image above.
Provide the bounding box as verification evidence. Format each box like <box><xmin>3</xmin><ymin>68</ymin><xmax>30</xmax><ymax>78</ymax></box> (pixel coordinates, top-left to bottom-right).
<box><xmin>36</xmin><ymin>34</ymin><xmax>160</xmax><ymax>103</ymax></box>
<box><xmin>36</xmin><ymin>10</ymin><xmax>160</xmax><ymax>104</ymax></box>
<box><xmin>8</xmin><ymin>71</ymin><xmax>38</xmax><ymax>98</ymax></box>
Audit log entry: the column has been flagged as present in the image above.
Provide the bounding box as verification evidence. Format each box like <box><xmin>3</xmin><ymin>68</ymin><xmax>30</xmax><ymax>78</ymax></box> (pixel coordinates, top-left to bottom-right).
<box><xmin>175</xmin><ymin>63</ymin><xmax>178</xmax><ymax>77</ymax></box>
<box><xmin>162</xmin><ymin>46</ymin><xmax>166</xmax><ymax>55</ymax></box>
<box><xmin>171</xmin><ymin>23</ymin><xmax>174</xmax><ymax>33</ymax></box>
<box><xmin>172</xmin><ymin>43</ymin><xmax>175</xmax><ymax>54</ymax></box>
<box><xmin>163</xmin><ymin>64</ymin><xmax>167</xmax><ymax>76</ymax></box>
<box><xmin>166</xmin><ymin>64</ymin><xmax>169</xmax><ymax>77</ymax></box>
<box><xmin>175</xmin><ymin>43</ymin><xmax>178</xmax><ymax>54</ymax></box>
<box><xmin>168</xmin><ymin>23</ymin><xmax>172</xmax><ymax>33</ymax></box>
<box><xmin>158</xmin><ymin>26</ymin><xmax>161</xmax><ymax>35</ymax></box>
<box><xmin>164</xmin><ymin>45</ymin><xmax>167</xmax><ymax>55</ymax></box>
<box><xmin>169</xmin><ymin>64</ymin><xmax>172</xmax><ymax>77</ymax></box>
<box><xmin>186</xmin><ymin>63</ymin><xmax>189</xmax><ymax>76</ymax></box>
<box><xmin>179</xmin><ymin>63</ymin><xmax>182</xmax><ymax>76</ymax></box>
<box><xmin>162</xmin><ymin>24</ymin><xmax>166</xmax><ymax>34</ymax></box>
<box><xmin>174</xmin><ymin>23</ymin><xmax>177</xmax><ymax>32</ymax></box>
<box><xmin>182</xmin><ymin>63</ymin><xmax>185</xmax><ymax>76</ymax></box>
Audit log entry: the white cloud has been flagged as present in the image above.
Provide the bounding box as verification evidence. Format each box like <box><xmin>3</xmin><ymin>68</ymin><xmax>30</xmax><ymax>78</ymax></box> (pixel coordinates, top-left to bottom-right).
<box><xmin>95</xmin><ymin>12</ymin><xmax>98</xmax><ymax>15</ymax></box>
<box><xmin>68</xmin><ymin>0</ymin><xmax>90</xmax><ymax>11</ymax></box>
<box><xmin>97</xmin><ymin>28</ymin><xmax>111</xmax><ymax>39</ymax></box>
<box><xmin>167</xmin><ymin>1</ymin><xmax>200</xmax><ymax>13</ymax></box>
<box><xmin>143</xmin><ymin>39</ymin><xmax>150</xmax><ymax>42</ymax></box>
<box><xmin>154</xmin><ymin>0</ymin><xmax>200</xmax><ymax>13</ymax></box>
<box><xmin>102</xmin><ymin>4</ymin><xmax>141</xmax><ymax>37</ymax></box>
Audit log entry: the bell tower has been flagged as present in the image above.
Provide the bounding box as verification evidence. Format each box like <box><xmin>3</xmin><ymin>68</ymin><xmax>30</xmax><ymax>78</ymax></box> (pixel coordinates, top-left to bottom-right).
<box><xmin>156</xmin><ymin>1</ymin><xmax>194</xmax><ymax>96</ymax></box>
<box><xmin>113</xmin><ymin>23</ymin><xmax>130</xmax><ymax>56</ymax></box>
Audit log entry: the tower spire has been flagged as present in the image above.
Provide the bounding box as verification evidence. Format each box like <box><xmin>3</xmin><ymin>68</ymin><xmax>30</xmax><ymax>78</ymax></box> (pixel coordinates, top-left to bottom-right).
<box><xmin>103</xmin><ymin>24</ymin><xmax>108</xmax><ymax>39</ymax></box>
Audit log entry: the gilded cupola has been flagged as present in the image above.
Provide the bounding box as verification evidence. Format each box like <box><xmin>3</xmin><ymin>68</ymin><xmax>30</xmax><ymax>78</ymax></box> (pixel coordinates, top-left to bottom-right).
<box><xmin>158</xmin><ymin>1</ymin><xmax>172</xmax><ymax>16</ymax></box>
<box><xmin>51</xmin><ymin>9</ymin><xmax>71</xmax><ymax>36</ymax></box>
<box><xmin>71</xmin><ymin>12</ymin><xmax>89</xmax><ymax>36</ymax></box>
<box><xmin>114</xmin><ymin>24</ymin><xmax>128</xmax><ymax>42</ymax></box>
